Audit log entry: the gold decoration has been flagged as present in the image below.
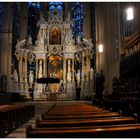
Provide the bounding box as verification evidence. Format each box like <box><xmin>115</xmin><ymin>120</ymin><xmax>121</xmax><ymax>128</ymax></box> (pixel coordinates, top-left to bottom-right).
<box><xmin>15</xmin><ymin>50</ymin><xmax>20</xmax><ymax>60</ymax></box>
<box><xmin>28</xmin><ymin>53</ymin><xmax>35</xmax><ymax>64</ymax></box>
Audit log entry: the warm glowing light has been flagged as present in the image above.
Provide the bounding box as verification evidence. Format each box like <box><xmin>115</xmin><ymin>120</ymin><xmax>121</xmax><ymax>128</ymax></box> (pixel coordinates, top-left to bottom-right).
<box><xmin>99</xmin><ymin>44</ymin><xmax>103</xmax><ymax>53</ymax></box>
<box><xmin>126</xmin><ymin>7</ymin><xmax>134</xmax><ymax>21</ymax></box>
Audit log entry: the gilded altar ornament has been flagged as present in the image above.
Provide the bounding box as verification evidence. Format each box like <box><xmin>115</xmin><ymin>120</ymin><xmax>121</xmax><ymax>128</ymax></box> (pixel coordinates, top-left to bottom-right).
<box><xmin>28</xmin><ymin>53</ymin><xmax>35</xmax><ymax>64</ymax></box>
<box><xmin>75</xmin><ymin>52</ymin><xmax>81</xmax><ymax>61</ymax></box>
<box><xmin>90</xmin><ymin>49</ymin><xmax>94</xmax><ymax>59</ymax></box>
<box><xmin>51</xmin><ymin>46</ymin><xmax>59</xmax><ymax>55</ymax></box>
<box><xmin>15</xmin><ymin>50</ymin><xmax>20</xmax><ymax>58</ymax></box>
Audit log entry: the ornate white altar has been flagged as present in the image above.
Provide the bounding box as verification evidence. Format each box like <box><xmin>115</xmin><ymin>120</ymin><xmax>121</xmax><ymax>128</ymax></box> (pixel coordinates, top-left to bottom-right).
<box><xmin>13</xmin><ymin>9</ymin><xmax>94</xmax><ymax>100</ymax></box>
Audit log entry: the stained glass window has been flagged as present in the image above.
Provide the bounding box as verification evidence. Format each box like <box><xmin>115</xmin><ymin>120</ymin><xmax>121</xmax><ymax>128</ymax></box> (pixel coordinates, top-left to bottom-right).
<box><xmin>0</xmin><ymin>3</ymin><xmax>4</xmax><ymax>29</ymax></box>
<box><xmin>28</xmin><ymin>2</ymin><xmax>40</xmax><ymax>11</ymax></box>
<box><xmin>28</xmin><ymin>2</ymin><xmax>40</xmax><ymax>45</ymax></box>
<box><xmin>49</xmin><ymin>2</ymin><xmax>63</xmax><ymax>12</ymax></box>
<box><xmin>0</xmin><ymin>3</ymin><xmax>4</xmax><ymax>49</ymax></box>
<box><xmin>72</xmin><ymin>2</ymin><xmax>84</xmax><ymax>44</ymax></box>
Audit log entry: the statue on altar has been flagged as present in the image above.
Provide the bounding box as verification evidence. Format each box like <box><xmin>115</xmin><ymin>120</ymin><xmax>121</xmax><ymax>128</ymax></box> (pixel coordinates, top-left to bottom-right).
<box><xmin>67</xmin><ymin>72</ymin><xmax>71</xmax><ymax>82</ymax></box>
<box><xmin>13</xmin><ymin>69</ymin><xmax>18</xmax><ymax>82</ymax></box>
<box><xmin>29</xmin><ymin>70</ymin><xmax>34</xmax><ymax>87</ymax></box>
<box><xmin>90</xmin><ymin>67</ymin><xmax>94</xmax><ymax>80</ymax></box>
<box><xmin>15</xmin><ymin>39</ymin><xmax>26</xmax><ymax>49</ymax></box>
<box><xmin>27</xmin><ymin>35</ymin><xmax>32</xmax><ymax>46</ymax></box>
<box><xmin>76</xmin><ymin>70</ymin><xmax>80</xmax><ymax>82</ymax></box>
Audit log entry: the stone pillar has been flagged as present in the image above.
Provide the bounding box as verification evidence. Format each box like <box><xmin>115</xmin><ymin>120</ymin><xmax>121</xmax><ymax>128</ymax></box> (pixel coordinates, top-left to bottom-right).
<box><xmin>18</xmin><ymin>57</ymin><xmax>23</xmax><ymax>91</ymax></box>
<box><xmin>43</xmin><ymin>59</ymin><xmax>47</xmax><ymax>77</ymax></box>
<box><xmin>19</xmin><ymin>57</ymin><xmax>23</xmax><ymax>82</ymax></box>
<box><xmin>24</xmin><ymin>56</ymin><xmax>28</xmax><ymax>83</ymax></box>
<box><xmin>72</xmin><ymin>59</ymin><xmax>74</xmax><ymax>82</ymax></box>
<box><xmin>0</xmin><ymin>3</ymin><xmax>13</xmax><ymax>92</ymax></box>
<box><xmin>63</xmin><ymin>58</ymin><xmax>66</xmax><ymax>82</ymax></box>
<box><xmin>36</xmin><ymin>59</ymin><xmax>38</xmax><ymax>79</ymax></box>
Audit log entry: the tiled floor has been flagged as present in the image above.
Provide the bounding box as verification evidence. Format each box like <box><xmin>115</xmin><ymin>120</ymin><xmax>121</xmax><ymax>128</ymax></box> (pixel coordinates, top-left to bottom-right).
<box><xmin>5</xmin><ymin>100</ymin><xmax>92</xmax><ymax>138</ymax></box>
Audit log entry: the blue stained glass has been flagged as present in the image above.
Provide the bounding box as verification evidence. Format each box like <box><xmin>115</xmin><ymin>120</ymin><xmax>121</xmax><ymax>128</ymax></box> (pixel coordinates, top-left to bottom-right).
<box><xmin>28</xmin><ymin>2</ymin><xmax>40</xmax><ymax>10</ymax></box>
<box><xmin>28</xmin><ymin>2</ymin><xmax>32</xmax><ymax>7</ymax></box>
<box><xmin>49</xmin><ymin>2</ymin><xmax>63</xmax><ymax>12</ymax></box>
<box><xmin>72</xmin><ymin>2</ymin><xmax>84</xmax><ymax>43</ymax></box>
<box><xmin>57</xmin><ymin>5</ymin><xmax>62</xmax><ymax>11</ymax></box>
<box><xmin>28</xmin><ymin>2</ymin><xmax>40</xmax><ymax>45</ymax></box>
<box><xmin>32</xmin><ymin>3</ymin><xmax>35</xmax><ymax>7</ymax></box>
<box><xmin>50</xmin><ymin>5</ymin><xmax>55</xmax><ymax>11</ymax></box>
<box><xmin>0</xmin><ymin>4</ymin><xmax>3</xmax><ymax>15</ymax></box>
<box><xmin>0</xmin><ymin>3</ymin><xmax>4</xmax><ymax>30</ymax></box>
<box><xmin>36</xmin><ymin>2</ymin><xmax>40</xmax><ymax>10</ymax></box>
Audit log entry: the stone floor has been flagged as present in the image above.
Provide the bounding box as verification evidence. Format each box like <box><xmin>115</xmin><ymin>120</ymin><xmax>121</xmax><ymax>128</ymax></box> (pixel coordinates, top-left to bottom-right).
<box><xmin>6</xmin><ymin>100</ymin><xmax>92</xmax><ymax>138</ymax></box>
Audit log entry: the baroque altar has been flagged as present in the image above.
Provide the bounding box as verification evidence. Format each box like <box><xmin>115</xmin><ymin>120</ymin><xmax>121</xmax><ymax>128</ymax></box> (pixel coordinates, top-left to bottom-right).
<box><xmin>13</xmin><ymin>8</ymin><xmax>94</xmax><ymax>100</ymax></box>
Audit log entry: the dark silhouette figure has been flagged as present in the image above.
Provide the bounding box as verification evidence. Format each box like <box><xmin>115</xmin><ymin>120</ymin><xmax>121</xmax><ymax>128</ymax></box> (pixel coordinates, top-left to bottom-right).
<box><xmin>96</xmin><ymin>71</ymin><xmax>105</xmax><ymax>104</ymax></box>
<box><xmin>76</xmin><ymin>86</ymin><xmax>81</xmax><ymax>100</ymax></box>
<box><xmin>95</xmin><ymin>73</ymin><xmax>100</xmax><ymax>99</ymax></box>
<box><xmin>99</xmin><ymin>70</ymin><xmax>105</xmax><ymax>98</ymax></box>
<box><xmin>28</xmin><ymin>88</ymin><xmax>34</xmax><ymax>101</ymax></box>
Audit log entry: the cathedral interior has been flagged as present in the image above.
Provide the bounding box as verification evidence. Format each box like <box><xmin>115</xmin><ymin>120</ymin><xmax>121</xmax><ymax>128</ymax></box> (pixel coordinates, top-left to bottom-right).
<box><xmin>1</xmin><ymin>2</ymin><xmax>140</xmax><ymax>138</ymax></box>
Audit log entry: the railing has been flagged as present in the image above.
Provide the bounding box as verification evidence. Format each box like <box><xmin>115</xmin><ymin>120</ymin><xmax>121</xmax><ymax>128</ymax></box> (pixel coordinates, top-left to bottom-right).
<box><xmin>124</xmin><ymin>32</ymin><xmax>140</xmax><ymax>49</ymax></box>
<box><xmin>124</xmin><ymin>20</ymin><xmax>137</xmax><ymax>38</ymax></box>
<box><xmin>8</xmin><ymin>81</ymin><xmax>29</xmax><ymax>93</ymax></box>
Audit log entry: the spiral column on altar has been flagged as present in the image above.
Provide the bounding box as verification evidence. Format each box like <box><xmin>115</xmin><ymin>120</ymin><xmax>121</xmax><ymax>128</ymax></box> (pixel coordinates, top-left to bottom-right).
<box><xmin>18</xmin><ymin>56</ymin><xmax>23</xmax><ymax>91</ymax></box>
<box><xmin>24</xmin><ymin>57</ymin><xmax>27</xmax><ymax>83</ymax></box>
<box><xmin>19</xmin><ymin>57</ymin><xmax>22</xmax><ymax>82</ymax></box>
<box><xmin>72</xmin><ymin>59</ymin><xmax>74</xmax><ymax>82</ymax></box>
<box><xmin>36</xmin><ymin>59</ymin><xmax>38</xmax><ymax>79</ymax></box>
<box><xmin>24</xmin><ymin>55</ymin><xmax>28</xmax><ymax>91</ymax></box>
<box><xmin>63</xmin><ymin>58</ymin><xmax>66</xmax><ymax>82</ymax></box>
<box><xmin>43</xmin><ymin>59</ymin><xmax>47</xmax><ymax>77</ymax></box>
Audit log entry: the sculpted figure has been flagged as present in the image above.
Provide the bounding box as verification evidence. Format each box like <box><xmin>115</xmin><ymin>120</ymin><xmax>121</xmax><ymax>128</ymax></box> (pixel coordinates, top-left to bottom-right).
<box><xmin>13</xmin><ymin>69</ymin><xmax>18</xmax><ymax>82</ymax></box>
<box><xmin>29</xmin><ymin>70</ymin><xmax>34</xmax><ymax>85</ymax></box>
<box><xmin>90</xmin><ymin>68</ymin><xmax>94</xmax><ymax>80</ymax></box>
<box><xmin>16</xmin><ymin>39</ymin><xmax>26</xmax><ymax>49</ymax></box>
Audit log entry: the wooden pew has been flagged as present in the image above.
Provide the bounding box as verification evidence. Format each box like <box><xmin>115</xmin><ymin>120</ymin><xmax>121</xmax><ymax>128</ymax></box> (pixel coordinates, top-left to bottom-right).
<box><xmin>41</xmin><ymin>112</ymin><xmax>120</xmax><ymax>120</ymax></box>
<box><xmin>0</xmin><ymin>103</ymin><xmax>35</xmax><ymax>137</ymax></box>
<box><xmin>36</xmin><ymin>117</ymin><xmax>135</xmax><ymax>128</ymax></box>
<box><xmin>0</xmin><ymin>104</ymin><xmax>34</xmax><ymax>129</ymax></box>
<box><xmin>26</xmin><ymin>124</ymin><xmax>140</xmax><ymax>138</ymax></box>
<box><xmin>0</xmin><ymin>105</ymin><xmax>17</xmax><ymax>133</ymax></box>
<box><xmin>0</xmin><ymin>116</ymin><xmax>6</xmax><ymax>138</ymax></box>
<box><xmin>26</xmin><ymin>103</ymin><xmax>139</xmax><ymax>138</ymax></box>
<box><xmin>46</xmin><ymin>104</ymin><xmax>111</xmax><ymax>115</ymax></box>
<box><xmin>48</xmin><ymin>106</ymin><xmax>104</xmax><ymax>112</ymax></box>
<box><xmin>48</xmin><ymin>103</ymin><xmax>104</xmax><ymax>112</ymax></box>
<box><xmin>46</xmin><ymin>109</ymin><xmax>111</xmax><ymax>115</ymax></box>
